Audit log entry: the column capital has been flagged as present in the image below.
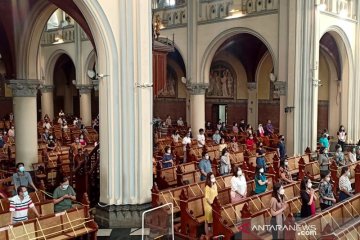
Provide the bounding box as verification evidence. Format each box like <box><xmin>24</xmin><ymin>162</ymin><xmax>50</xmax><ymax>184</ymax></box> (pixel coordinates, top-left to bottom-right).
<box><xmin>247</xmin><ymin>82</ymin><xmax>257</xmax><ymax>90</ymax></box>
<box><xmin>39</xmin><ymin>85</ymin><xmax>54</xmax><ymax>93</ymax></box>
<box><xmin>76</xmin><ymin>84</ymin><xmax>93</xmax><ymax>94</ymax></box>
<box><xmin>187</xmin><ymin>83</ymin><xmax>208</xmax><ymax>95</ymax></box>
<box><xmin>273</xmin><ymin>81</ymin><xmax>287</xmax><ymax>96</ymax></box>
<box><xmin>7</xmin><ymin>79</ymin><xmax>40</xmax><ymax>97</ymax></box>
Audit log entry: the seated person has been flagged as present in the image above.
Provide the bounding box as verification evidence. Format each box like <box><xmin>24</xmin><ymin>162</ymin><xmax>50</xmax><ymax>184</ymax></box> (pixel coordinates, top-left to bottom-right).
<box><xmin>10</xmin><ymin>186</ymin><xmax>40</xmax><ymax>224</ymax></box>
<box><xmin>42</xmin><ymin>129</ymin><xmax>50</xmax><ymax>143</ymax></box>
<box><xmin>162</xmin><ymin>146</ymin><xmax>174</xmax><ymax>168</ymax></box>
<box><xmin>254</xmin><ymin>166</ymin><xmax>267</xmax><ymax>194</ymax></box>
<box><xmin>79</xmin><ymin>135</ymin><xmax>87</xmax><ymax>146</ymax></box>
<box><xmin>47</xmin><ymin>135</ymin><xmax>56</xmax><ymax>151</ymax></box>
<box><xmin>177</xmin><ymin>117</ymin><xmax>184</xmax><ymax>127</ymax></box>
<box><xmin>171</xmin><ymin>130</ymin><xmax>181</xmax><ymax>143</ymax></box>
<box><xmin>246</xmin><ymin>135</ymin><xmax>255</xmax><ymax>151</ymax></box>
<box><xmin>335</xmin><ymin>144</ymin><xmax>345</xmax><ymax>166</ymax></box>
<box><xmin>12</xmin><ymin>163</ymin><xmax>38</xmax><ymax>192</ymax></box>
<box><xmin>212</xmin><ymin>130</ymin><xmax>221</xmax><ymax>144</ymax></box>
<box><xmin>279</xmin><ymin>160</ymin><xmax>294</xmax><ymax>185</ymax></box>
<box><xmin>219</xmin><ymin>138</ymin><xmax>227</xmax><ymax>153</ymax></box>
<box><xmin>53</xmin><ymin>177</ymin><xmax>76</xmax><ymax>213</ymax></box>
<box><xmin>230</xmin><ymin>137</ymin><xmax>239</xmax><ymax>152</ymax></box>
<box><xmin>348</xmin><ymin>147</ymin><xmax>357</xmax><ymax>163</ymax></box>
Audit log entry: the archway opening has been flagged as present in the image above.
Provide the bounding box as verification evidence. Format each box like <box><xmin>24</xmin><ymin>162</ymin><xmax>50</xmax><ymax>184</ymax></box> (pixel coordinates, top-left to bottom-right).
<box><xmin>206</xmin><ymin>33</ymin><xmax>277</xmax><ymax>130</ymax></box>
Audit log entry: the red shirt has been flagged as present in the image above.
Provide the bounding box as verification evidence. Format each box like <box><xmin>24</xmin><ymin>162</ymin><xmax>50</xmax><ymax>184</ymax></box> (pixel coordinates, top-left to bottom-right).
<box><xmin>246</xmin><ymin>139</ymin><xmax>255</xmax><ymax>150</ymax></box>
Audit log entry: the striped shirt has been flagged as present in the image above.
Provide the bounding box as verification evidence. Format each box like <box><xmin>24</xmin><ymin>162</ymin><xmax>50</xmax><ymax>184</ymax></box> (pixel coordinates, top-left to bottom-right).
<box><xmin>9</xmin><ymin>195</ymin><xmax>34</xmax><ymax>223</ymax></box>
<box><xmin>339</xmin><ymin>175</ymin><xmax>352</xmax><ymax>193</ymax></box>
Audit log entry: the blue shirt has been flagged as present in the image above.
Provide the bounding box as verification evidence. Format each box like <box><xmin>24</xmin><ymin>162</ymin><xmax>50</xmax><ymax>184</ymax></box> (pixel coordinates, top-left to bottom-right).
<box><xmin>162</xmin><ymin>154</ymin><xmax>173</xmax><ymax>168</ymax></box>
<box><xmin>199</xmin><ymin>159</ymin><xmax>212</xmax><ymax>181</ymax></box>
<box><xmin>212</xmin><ymin>134</ymin><xmax>221</xmax><ymax>144</ymax></box>
<box><xmin>255</xmin><ymin>174</ymin><xmax>267</xmax><ymax>194</ymax></box>
<box><xmin>278</xmin><ymin>141</ymin><xmax>286</xmax><ymax>159</ymax></box>
<box><xmin>319</xmin><ymin>137</ymin><xmax>329</xmax><ymax>149</ymax></box>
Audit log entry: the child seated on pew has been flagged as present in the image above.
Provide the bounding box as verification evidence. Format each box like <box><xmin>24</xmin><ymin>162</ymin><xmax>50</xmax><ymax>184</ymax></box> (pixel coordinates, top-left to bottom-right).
<box><xmin>53</xmin><ymin>177</ymin><xmax>76</xmax><ymax>213</ymax></box>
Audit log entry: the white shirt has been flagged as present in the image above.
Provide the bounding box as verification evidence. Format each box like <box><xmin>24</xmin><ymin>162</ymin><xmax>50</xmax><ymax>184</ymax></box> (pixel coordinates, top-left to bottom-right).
<box><xmin>172</xmin><ymin>134</ymin><xmax>180</xmax><ymax>143</ymax></box>
<box><xmin>197</xmin><ymin>134</ymin><xmax>205</xmax><ymax>147</ymax></box>
<box><xmin>182</xmin><ymin>136</ymin><xmax>191</xmax><ymax>150</ymax></box>
<box><xmin>43</xmin><ymin>122</ymin><xmax>51</xmax><ymax>130</ymax></box>
<box><xmin>339</xmin><ymin>175</ymin><xmax>352</xmax><ymax>192</ymax></box>
<box><xmin>231</xmin><ymin>175</ymin><xmax>247</xmax><ymax>197</ymax></box>
<box><xmin>349</xmin><ymin>152</ymin><xmax>357</xmax><ymax>163</ymax></box>
<box><xmin>177</xmin><ymin>119</ymin><xmax>184</xmax><ymax>126</ymax></box>
<box><xmin>58</xmin><ymin>118</ymin><xmax>63</xmax><ymax>124</ymax></box>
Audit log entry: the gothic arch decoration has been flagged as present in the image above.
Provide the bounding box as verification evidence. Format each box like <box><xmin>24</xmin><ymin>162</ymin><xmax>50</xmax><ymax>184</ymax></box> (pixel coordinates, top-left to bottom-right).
<box><xmin>84</xmin><ymin>49</ymin><xmax>96</xmax><ymax>85</ymax></box>
<box><xmin>207</xmin><ymin>61</ymin><xmax>236</xmax><ymax>98</ymax></box>
<box><xmin>201</xmin><ymin>27</ymin><xmax>277</xmax><ymax>88</ymax></box>
<box><xmin>45</xmin><ymin>49</ymin><xmax>75</xmax><ymax>86</ymax></box>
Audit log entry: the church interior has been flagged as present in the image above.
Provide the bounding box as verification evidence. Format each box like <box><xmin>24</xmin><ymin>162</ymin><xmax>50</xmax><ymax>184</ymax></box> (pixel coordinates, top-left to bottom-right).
<box><xmin>0</xmin><ymin>0</ymin><xmax>360</xmax><ymax>239</ymax></box>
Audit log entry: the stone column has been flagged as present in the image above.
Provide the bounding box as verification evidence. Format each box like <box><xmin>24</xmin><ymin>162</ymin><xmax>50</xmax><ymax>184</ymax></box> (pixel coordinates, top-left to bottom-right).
<box><xmin>40</xmin><ymin>85</ymin><xmax>54</xmax><ymax>120</ymax></box>
<box><xmin>8</xmin><ymin>80</ymin><xmax>39</xmax><ymax>169</ymax></box>
<box><xmin>188</xmin><ymin>84</ymin><xmax>207</xmax><ymax>134</ymax></box>
<box><xmin>64</xmin><ymin>84</ymin><xmax>73</xmax><ymax>114</ymax></box>
<box><xmin>247</xmin><ymin>82</ymin><xmax>258</xmax><ymax>129</ymax></box>
<box><xmin>77</xmin><ymin>85</ymin><xmax>92</xmax><ymax>126</ymax></box>
<box><xmin>274</xmin><ymin>81</ymin><xmax>287</xmax><ymax>134</ymax></box>
<box><xmin>95</xmin><ymin>0</ymin><xmax>153</xmax><ymax>228</ymax></box>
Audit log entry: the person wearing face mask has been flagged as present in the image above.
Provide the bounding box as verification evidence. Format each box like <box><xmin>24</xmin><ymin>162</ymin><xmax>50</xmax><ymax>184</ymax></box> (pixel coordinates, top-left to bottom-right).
<box><xmin>246</xmin><ymin>134</ymin><xmax>255</xmax><ymax>151</ymax></box>
<box><xmin>230</xmin><ymin>167</ymin><xmax>247</xmax><ymax>202</ymax></box>
<box><xmin>79</xmin><ymin>134</ymin><xmax>87</xmax><ymax>146</ymax></box>
<box><xmin>277</xmin><ymin>135</ymin><xmax>286</xmax><ymax>162</ymax></box>
<box><xmin>199</xmin><ymin>152</ymin><xmax>212</xmax><ymax>181</ymax></box>
<box><xmin>339</xmin><ymin>166</ymin><xmax>353</xmax><ymax>201</ymax></box>
<box><xmin>220</xmin><ymin>148</ymin><xmax>231</xmax><ymax>175</ymax></box>
<box><xmin>254</xmin><ymin>166</ymin><xmax>268</xmax><ymax>194</ymax></box>
<box><xmin>319</xmin><ymin>171</ymin><xmax>336</xmax><ymax>210</ymax></box>
<box><xmin>219</xmin><ymin>138</ymin><xmax>227</xmax><ymax>153</ymax></box>
<box><xmin>203</xmin><ymin>172</ymin><xmax>218</xmax><ymax>235</ymax></box>
<box><xmin>349</xmin><ymin>147</ymin><xmax>357</xmax><ymax>163</ymax></box>
<box><xmin>318</xmin><ymin>146</ymin><xmax>330</xmax><ymax>177</ymax></box>
<box><xmin>270</xmin><ymin>183</ymin><xmax>287</xmax><ymax>239</ymax></box>
<box><xmin>71</xmin><ymin>137</ymin><xmax>82</xmax><ymax>156</ymax></box>
<box><xmin>8</xmin><ymin>126</ymin><xmax>15</xmax><ymax>137</ymax></box>
<box><xmin>212</xmin><ymin>130</ymin><xmax>221</xmax><ymax>144</ymax></box>
<box><xmin>197</xmin><ymin>128</ymin><xmax>206</xmax><ymax>148</ymax></box>
<box><xmin>53</xmin><ymin>177</ymin><xmax>76</xmax><ymax>213</ymax></box>
<box><xmin>230</xmin><ymin>136</ymin><xmax>239</xmax><ymax>153</ymax></box>
<box><xmin>300</xmin><ymin>177</ymin><xmax>317</xmax><ymax>218</ymax></box>
<box><xmin>42</xmin><ymin>129</ymin><xmax>50</xmax><ymax>143</ymax></box>
<box><xmin>9</xmin><ymin>186</ymin><xmax>40</xmax><ymax>224</ymax></box>
<box><xmin>47</xmin><ymin>135</ymin><xmax>56</xmax><ymax>151</ymax></box>
<box><xmin>232</xmin><ymin>122</ymin><xmax>239</xmax><ymax>134</ymax></box>
<box><xmin>319</xmin><ymin>133</ymin><xmax>330</xmax><ymax>150</ymax></box>
<box><xmin>171</xmin><ymin>130</ymin><xmax>181</xmax><ymax>143</ymax></box>
<box><xmin>335</xmin><ymin>144</ymin><xmax>345</xmax><ymax>166</ymax></box>
<box><xmin>182</xmin><ymin>132</ymin><xmax>192</xmax><ymax>163</ymax></box>
<box><xmin>279</xmin><ymin>160</ymin><xmax>294</xmax><ymax>185</ymax></box>
<box><xmin>12</xmin><ymin>163</ymin><xmax>38</xmax><ymax>192</ymax></box>
<box><xmin>337</xmin><ymin>125</ymin><xmax>347</xmax><ymax>151</ymax></box>
<box><xmin>257</xmin><ymin>124</ymin><xmax>265</xmax><ymax>137</ymax></box>
<box><xmin>256</xmin><ymin>142</ymin><xmax>267</xmax><ymax>172</ymax></box>
<box><xmin>0</xmin><ymin>135</ymin><xmax>5</xmax><ymax>148</ymax></box>
<box><xmin>162</xmin><ymin>146</ymin><xmax>174</xmax><ymax>168</ymax></box>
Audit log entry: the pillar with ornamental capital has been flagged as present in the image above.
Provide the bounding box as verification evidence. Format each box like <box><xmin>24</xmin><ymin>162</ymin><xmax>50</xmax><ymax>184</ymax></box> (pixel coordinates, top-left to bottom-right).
<box><xmin>77</xmin><ymin>85</ymin><xmax>93</xmax><ymax>126</ymax></box>
<box><xmin>187</xmin><ymin>83</ymin><xmax>208</xmax><ymax>135</ymax></box>
<box><xmin>7</xmin><ymin>79</ymin><xmax>40</xmax><ymax>170</ymax></box>
<box><xmin>40</xmin><ymin>85</ymin><xmax>54</xmax><ymax>120</ymax></box>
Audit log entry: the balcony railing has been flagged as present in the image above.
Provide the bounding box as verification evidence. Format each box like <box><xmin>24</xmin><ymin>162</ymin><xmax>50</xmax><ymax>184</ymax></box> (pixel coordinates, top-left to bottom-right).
<box><xmin>319</xmin><ymin>0</ymin><xmax>357</xmax><ymax>20</ymax></box>
<box><xmin>153</xmin><ymin>0</ymin><xmax>279</xmax><ymax>29</ymax></box>
<box><xmin>41</xmin><ymin>25</ymin><xmax>89</xmax><ymax>45</ymax></box>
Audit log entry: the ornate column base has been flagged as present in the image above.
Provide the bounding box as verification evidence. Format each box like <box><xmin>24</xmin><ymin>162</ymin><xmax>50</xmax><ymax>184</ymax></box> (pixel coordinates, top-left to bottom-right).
<box><xmin>95</xmin><ymin>203</ymin><xmax>152</xmax><ymax>228</ymax></box>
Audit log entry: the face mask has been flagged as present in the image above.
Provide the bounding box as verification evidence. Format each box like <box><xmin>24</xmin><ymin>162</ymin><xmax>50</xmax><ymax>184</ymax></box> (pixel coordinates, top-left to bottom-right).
<box><xmin>279</xmin><ymin>189</ymin><xmax>285</xmax><ymax>195</ymax></box>
<box><xmin>189</xmin><ymin>129</ymin><xmax>191</xmax><ymax>132</ymax></box>
<box><xmin>347</xmin><ymin>172</ymin><xmax>351</xmax><ymax>177</ymax></box>
<box><xmin>210</xmin><ymin>177</ymin><xmax>216</xmax><ymax>183</ymax></box>
<box><xmin>80</xmin><ymin>136</ymin><xmax>83</xmax><ymax>139</ymax></box>
<box><xmin>353</xmin><ymin>148</ymin><xmax>356</xmax><ymax>153</ymax></box>
<box><xmin>285</xmin><ymin>161</ymin><xmax>288</xmax><ymax>166</ymax></box>
<box><xmin>49</xmin><ymin>136</ymin><xmax>53</xmax><ymax>140</ymax></box>
<box><xmin>23</xmin><ymin>191</ymin><xmax>29</xmax><ymax>197</ymax></box>
<box><xmin>167</xmin><ymin>150</ymin><xmax>171</xmax><ymax>154</ymax></box>
<box><xmin>324</xmin><ymin>149</ymin><xmax>328</xmax><ymax>154</ymax></box>
<box><xmin>205</xmin><ymin>155</ymin><xmax>209</xmax><ymax>160</ymax></box>
<box><xmin>325</xmin><ymin>177</ymin><xmax>331</xmax><ymax>182</ymax></box>
<box><xmin>281</xmin><ymin>138</ymin><xmax>285</xmax><ymax>141</ymax></box>
<box><xmin>19</xmin><ymin>166</ymin><xmax>25</xmax><ymax>172</ymax></box>
<box><xmin>259</xmin><ymin>168</ymin><xmax>264</xmax><ymax>173</ymax></box>
<box><xmin>76</xmin><ymin>140</ymin><xmax>79</xmax><ymax>143</ymax></box>
<box><xmin>237</xmin><ymin>170</ymin><xmax>242</xmax><ymax>176</ymax></box>
<box><xmin>62</xmin><ymin>184</ymin><xmax>69</xmax><ymax>190</ymax></box>
<box><xmin>338</xmin><ymin>148</ymin><xmax>342</xmax><ymax>152</ymax></box>
<box><xmin>307</xmin><ymin>183</ymin><xmax>312</xmax><ymax>189</ymax></box>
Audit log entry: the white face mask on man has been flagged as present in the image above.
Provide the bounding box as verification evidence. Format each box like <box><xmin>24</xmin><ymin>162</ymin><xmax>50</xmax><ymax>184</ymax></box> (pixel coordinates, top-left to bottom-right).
<box><xmin>237</xmin><ymin>170</ymin><xmax>242</xmax><ymax>177</ymax></box>
<box><xmin>259</xmin><ymin>168</ymin><xmax>264</xmax><ymax>173</ymax></box>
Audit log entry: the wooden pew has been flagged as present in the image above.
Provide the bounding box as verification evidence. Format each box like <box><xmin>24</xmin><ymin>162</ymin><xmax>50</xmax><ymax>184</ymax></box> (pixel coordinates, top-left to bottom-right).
<box><xmin>290</xmin><ymin>194</ymin><xmax>360</xmax><ymax>239</ymax></box>
<box><xmin>212</xmin><ymin>184</ymin><xmax>319</xmax><ymax>240</ymax></box>
<box><xmin>155</xmin><ymin>162</ymin><xmax>197</xmax><ymax>190</ymax></box>
<box><xmin>330</xmin><ymin>160</ymin><xmax>359</xmax><ymax>195</ymax></box>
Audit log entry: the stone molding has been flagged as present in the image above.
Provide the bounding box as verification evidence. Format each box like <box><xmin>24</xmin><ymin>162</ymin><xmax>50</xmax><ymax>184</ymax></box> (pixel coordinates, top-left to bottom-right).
<box><xmin>186</xmin><ymin>83</ymin><xmax>208</xmax><ymax>95</ymax></box>
<box><xmin>77</xmin><ymin>84</ymin><xmax>93</xmax><ymax>94</ymax></box>
<box><xmin>273</xmin><ymin>81</ymin><xmax>287</xmax><ymax>96</ymax></box>
<box><xmin>247</xmin><ymin>82</ymin><xmax>257</xmax><ymax>90</ymax></box>
<box><xmin>39</xmin><ymin>85</ymin><xmax>54</xmax><ymax>93</ymax></box>
<box><xmin>7</xmin><ymin>79</ymin><xmax>40</xmax><ymax>97</ymax></box>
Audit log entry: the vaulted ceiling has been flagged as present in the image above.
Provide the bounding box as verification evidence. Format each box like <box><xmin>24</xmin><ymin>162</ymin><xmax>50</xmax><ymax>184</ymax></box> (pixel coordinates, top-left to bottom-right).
<box><xmin>0</xmin><ymin>0</ymin><xmax>94</xmax><ymax>78</ymax></box>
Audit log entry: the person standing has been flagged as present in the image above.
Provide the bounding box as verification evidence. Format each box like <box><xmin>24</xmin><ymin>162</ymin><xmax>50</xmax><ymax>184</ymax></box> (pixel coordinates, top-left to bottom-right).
<box><xmin>337</xmin><ymin>125</ymin><xmax>347</xmax><ymax>151</ymax></box>
<box><xmin>197</xmin><ymin>128</ymin><xmax>206</xmax><ymax>148</ymax></box>
<box><xmin>277</xmin><ymin>135</ymin><xmax>286</xmax><ymax>163</ymax></box>
<box><xmin>319</xmin><ymin>171</ymin><xmax>336</xmax><ymax>210</ymax></box>
<box><xmin>270</xmin><ymin>183</ymin><xmax>287</xmax><ymax>239</ymax></box>
<box><xmin>220</xmin><ymin>148</ymin><xmax>231</xmax><ymax>175</ymax></box>
<box><xmin>254</xmin><ymin>166</ymin><xmax>268</xmax><ymax>194</ymax></box>
<box><xmin>318</xmin><ymin>147</ymin><xmax>330</xmax><ymax>177</ymax></box>
<box><xmin>182</xmin><ymin>132</ymin><xmax>191</xmax><ymax>163</ymax></box>
<box><xmin>256</xmin><ymin>142</ymin><xmax>267</xmax><ymax>171</ymax></box>
<box><xmin>12</xmin><ymin>163</ymin><xmax>38</xmax><ymax>192</ymax></box>
<box><xmin>339</xmin><ymin>166</ymin><xmax>353</xmax><ymax>201</ymax></box>
<box><xmin>300</xmin><ymin>177</ymin><xmax>317</xmax><ymax>218</ymax></box>
<box><xmin>9</xmin><ymin>186</ymin><xmax>40</xmax><ymax>224</ymax></box>
<box><xmin>203</xmin><ymin>173</ymin><xmax>218</xmax><ymax>235</ymax></box>
<box><xmin>230</xmin><ymin>167</ymin><xmax>247</xmax><ymax>202</ymax></box>
<box><xmin>199</xmin><ymin>152</ymin><xmax>212</xmax><ymax>181</ymax></box>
